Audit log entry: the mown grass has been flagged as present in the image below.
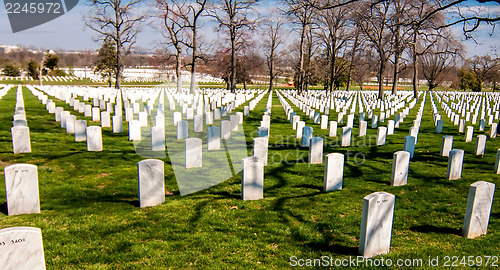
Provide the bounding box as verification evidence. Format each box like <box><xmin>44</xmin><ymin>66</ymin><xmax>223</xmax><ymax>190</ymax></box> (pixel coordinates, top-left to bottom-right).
<box><xmin>0</xmin><ymin>85</ymin><xmax>498</xmax><ymax>269</ymax></box>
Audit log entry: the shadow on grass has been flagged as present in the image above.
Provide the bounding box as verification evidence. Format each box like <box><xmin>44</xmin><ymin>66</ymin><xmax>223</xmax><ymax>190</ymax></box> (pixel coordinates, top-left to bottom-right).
<box><xmin>410</xmin><ymin>225</ymin><xmax>461</xmax><ymax>236</ymax></box>
<box><xmin>0</xmin><ymin>202</ymin><xmax>7</xmax><ymax>215</ymax></box>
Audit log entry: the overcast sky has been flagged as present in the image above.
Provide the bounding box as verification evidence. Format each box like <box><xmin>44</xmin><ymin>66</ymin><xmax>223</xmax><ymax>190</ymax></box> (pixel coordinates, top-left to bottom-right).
<box><xmin>0</xmin><ymin>0</ymin><xmax>498</xmax><ymax>57</ymax></box>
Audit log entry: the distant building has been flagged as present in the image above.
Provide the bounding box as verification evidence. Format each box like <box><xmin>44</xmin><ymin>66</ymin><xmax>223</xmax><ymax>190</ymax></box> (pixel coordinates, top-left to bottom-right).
<box><xmin>0</xmin><ymin>45</ymin><xmax>20</xmax><ymax>53</ymax></box>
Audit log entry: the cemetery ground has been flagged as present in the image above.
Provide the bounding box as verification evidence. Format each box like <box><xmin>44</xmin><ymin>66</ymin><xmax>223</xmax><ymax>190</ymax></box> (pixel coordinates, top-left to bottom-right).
<box><xmin>0</xmin><ymin>86</ymin><xmax>499</xmax><ymax>269</ymax></box>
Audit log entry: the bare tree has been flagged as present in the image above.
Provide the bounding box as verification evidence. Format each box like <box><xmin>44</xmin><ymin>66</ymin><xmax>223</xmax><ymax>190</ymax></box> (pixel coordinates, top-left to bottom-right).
<box><xmin>469</xmin><ymin>55</ymin><xmax>499</xmax><ymax>86</ymax></box>
<box><xmin>261</xmin><ymin>11</ymin><xmax>286</xmax><ymax>91</ymax></box>
<box><xmin>354</xmin><ymin>1</ymin><xmax>392</xmax><ymax>99</ymax></box>
<box><xmin>314</xmin><ymin>0</ymin><xmax>352</xmax><ymax>92</ymax></box>
<box><xmin>157</xmin><ymin>0</ymin><xmax>188</xmax><ymax>93</ymax></box>
<box><xmin>84</xmin><ymin>0</ymin><xmax>147</xmax><ymax>89</ymax></box>
<box><xmin>419</xmin><ymin>35</ymin><xmax>463</xmax><ymax>91</ymax></box>
<box><xmin>284</xmin><ymin>0</ymin><xmax>315</xmax><ymax>93</ymax></box>
<box><xmin>177</xmin><ymin>0</ymin><xmax>207</xmax><ymax>94</ymax></box>
<box><xmin>208</xmin><ymin>0</ymin><xmax>258</xmax><ymax>92</ymax></box>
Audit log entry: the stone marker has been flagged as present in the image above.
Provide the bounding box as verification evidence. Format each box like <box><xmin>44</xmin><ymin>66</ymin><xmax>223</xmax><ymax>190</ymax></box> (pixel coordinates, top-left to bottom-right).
<box><xmin>391</xmin><ymin>151</ymin><xmax>410</xmax><ymax>186</ymax></box>
<box><xmin>494</xmin><ymin>149</ymin><xmax>500</xmax><ymax>174</ymax></box>
<box><xmin>341</xmin><ymin>126</ymin><xmax>351</xmax><ymax>147</ymax></box>
<box><xmin>387</xmin><ymin>120</ymin><xmax>395</xmax><ymax>135</ymax></box>
<box><xmin>475</xmin><ymin>135</ymin><xmax>487</xmax><ymax>156</ymax></box>
<box><xmin>151</xmin><ymin>126</ymin><xmax>165</xmax><ymax>151</ymax></box>
<box><xmin>447</xmin><ymin>149</ymin><xmax>464</xmax><ymax>180</ymax></box>
<box><xmin>320</xmin><ymin>115</ymin><xmax>328</xmax><ymax>129</ymax></box>
<box><xmin>112</xmin><ymin>115</ymin><xmax>123</xmax><ymax>133</ymax></box>
<box><xmin>309</xmin><ymin>137</ymin><xmax>323</xmax><ymax>164</ymax></box>
<box><xmin>359</xmin><ymin>120</ymin><xmax>367</xmax><ymax>137</ymax></box>
<box><xmin>101</xmin><ymin>112</ymin><xmax>111</xmax><ymax>128</ymax></box>
<box><xmin>205</xmin><ymin>111</ymin><xmax>214</xmax><ymax>125</ymax></box>
<box><xmin>371</xmin><ymin>115</ymin><xmax>378</xmax><ymax>128</ymax></box>
<box><xmin>177</xmin><ymin>120</ymin><xmax>188</xmax><ymax>140</ymax></box>
<box><xmin>409</xmin><ymin>127</ymin><xmax>419</xmax><ymax>144</ymax></box>
<box><xmin>173</xmin><ymin>112</ymin><xmax>182</xmax><ymax>126</ymax></box>
<box><xmin>253</xmin><ymin>137</ymin><xmax>269</xmax><ymax>166</ymax></box>
<box><xmin>221</xmin><ymin>120</ymin><xmax>231</xmax><ymax>139</ymax></box>
<box><xmin>185</xmin><ymin>138</ymin><xmax>202</xmax><ymax>168</ymax></box>
<box><xmin>463</xmin><ymin>181</ymin><xmax>495</xmax><ymax>239</ymax></box>
<box><xmin>296</xmin><ymin>121</ymin><xmax>305</xmax><ymax>139</ymax></box>
<box><xmin>86</xmin><ymin>126</ymin><xmax>103</xmax><ymax>151</ymax></box>
<box><xmin>138</xmin><ymin>159</ymin><xmax>165</xmax><ymax>208</ymax></box>
<box><xmin>4</xmin><ymin>164</ymin><xmax>40</xmax><ymax>216</ymax></box>
<box><xmin>55</xmin><ymin>107</ymin><xmax>63</xmax><ymax>121</ymax></box>
<box><xmin>329</xmin><ymin>121</ymin><xmax>337</xmax><ymax>137</ymax></box>
<box><xmin>359</xmin><ymin>192</ymin><xmax>395</xmax><ymax>258</ymax></box>
<box><xmin>66</xmin><ymin>115</ymin><xmax>76</xmax><ymax>134</ymax></box>
<box><xmin>324</xmin><ymin>153</ymin><xmax>344</xmax><ymax>191</ymax></box>
<box><xmin>377</xmin><ymin>127</ymin><xmax>387</xmax><ymax>146</ymax></box>
<box><xmin>60</xmin><ymin>111</ymin><xmax>70</xmax><ymax>128</ymax></box>
<box><xmin>241</xmin><ymin>156</ymin><xmax>264</xmax><ymax>200</ymax></box>
<box><xmin>75</xmin><ymin>120</ymin><xmax>87</xmax><ymax>141</ymax></box>
<box><xmin>92</xmin><ymin>107</ymin><xmax>100</xmax><ymax>122</ymax></box>
<box><xmin>129</xmin><ymin>120</ymin><xmax>141</xmax><ymax>141</ymax></box>
<box><xmin>301</xmin><ymin>126</ymin><xmax>313</xmax><ymax>147</ymax></box>
<box><xmin>490</xmin><ymin>123</ymin><xmax>498</xmax><ymax>138</ymax></box>
<box><xmin>465</xmin><ymin>126</ymin><xmax>474</xmax><ymax>142</ymax></box>
<box><xmin>138</xmin><ymin>112</ymin><xmax>147</xmax><ymax>127</ymax></box>
<box><xmin>0</xmin><ymin>227</ymin><xmax>45</xmax><ymax>269</ymax></box>
<box><xmin>257</xmin><ymin>127</ymin><xmax>269</xmax><ymax>138</ymax></box>
<box><xmin>441</xmin><ymin>135</ymin><xmax>453</xmax><ymax>157</ymax></box>
<box><xmin>436</xmin><ymin>119</ymin><xmax>444</xmax><ymax>133</ymax></box>
<box><xmin>403</xmin><ymin>136</ymin><xmax>415</xmax><ymax>158</ymax></box>
<box><xmin>207</xmin><ymin>126</ymin><xmax>221</xmax><ymax>150</ymax></box>
<box><xmin>194</xmin><ymin>115</ymin><xmax>203</xmax><ymax>133</ymax></box>
<box><xmin>230</xmin><ymin>115</ymin><xmax>239</xmax><ymax>131</ymax></box>
<box><xmin>11</xmin><ymin>126</ymin><xmax>31</xmax><ymax>154</ymax></box>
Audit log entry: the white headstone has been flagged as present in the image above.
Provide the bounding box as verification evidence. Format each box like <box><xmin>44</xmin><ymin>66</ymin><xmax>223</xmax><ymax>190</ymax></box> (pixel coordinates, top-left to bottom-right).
<box><xmin>440</xmin><ymin>135</ymin><xmax>453</xmax><ymax>157</ymax></box>
<box><xmin>112</xmin><ymin>115</ymin><xmax>123</xmax><ymax>133</ymax></box>
<box><xmin>0</xmin><ymin>227</ymin><xmax>45</xmax><ymax>269</ymax></box>
<box><xmin>436</xmin><ymin>119</ymin><xmax>444</xmax><ymax>133</ymax></box>
<box><xmin>463</xmin><ymin>181</ymin><xmax>495</xmax><ymax>239</ymax></box>
<box><xmin>403</xmin><ymin>136</ymin><xmax>415</xmax><ymax>158</ymax></box>
<box><xmin>129</xmin><ymin>120</ymin><xmax>141</xmax><ymax>141</ymax></box>
<box><xmin>359</xmin><ymin>192</ymin><xmax>395</xmax><ymax>258</ymax></box>
<box><xmin>151</xmin><ymin>126</ymin><xmax>165</xmax><ymax>151</ymax></box>
<box><xmin>138</xmin><ymin>159</ymin><xmax>165</xmax><ymax>208</ymax></box>
<box><xmin>11</xmin><ymin>127</ymin><xmax>31</xmax><ymax>154</ymax></box>
<box><xmin>391</xmin><ymin>151</ymin><xmax>410</xmax><ymax>186</ymax></box>
<box><xmin>341</xmin><ymin>127</ymin><xmax>351</xmax><ymax>147</ymax></box>
<box><xmin>177</xmin><ymin>120</ymin><xmax>188</xmax><ymax>140</ymax></box>
<box><xmin>221</xmin><ymin>120</ymin><xmax>231</xmax><ymax>139</ymax></box>
<box><xmin>185</xmin><ymin>138</ymin><xmax>202</xmax><ymax>168</ymax></box>
<box><xmin>207</xmin><ymin>126</ymin><xmax>221</xmax><ymax>150</ymax></box>
<box><xmin>329</xmin><ymin>121</ymin><xmax>337</xmax><ymax>137</ymax></box>
<box><xmin>475</xmin><ymin>135</ymin><xmax>487</xmax><ymax>156</ymax></box>
<box><xmin>253</xmin><ymin>137</ymin><xmax>269</xmax><ymax>166</ymax></box>
<box><xmin>447</xmin><ymin>149</ymin><xmax>464</xmax><ymax>180</ymax></box>
<box><xmin>309</xmin><ymin>137</ymin><xmax>323</xmax><ymax>164</ymax></box>
<box><xmin>4</xmin><ymin>164</ymin><xmax>40</xmax><ymax>216</ymax></box>
<box><xmin>377</xmin><ymin>127</ymin><xmax>387</xmax><ymax>146</ymax></box>
<box><xmin>194</xmin><ymin>115</ymin><xmax>203</xmax><ymax>133</ymax></box>
<box><xmin>101</xmin><ymin>112</ymin><xmax>111</xmax><ymax>128</ymax></box>
<box><xmin>324</xmin><ymin>153</ymin><xmax>343</xmax><ymax>191</ymax></box>
<box><xmin>75</xmin><ymin>120</ymin><xmax>87</xmax><ymax>142</ymax></box>
<box><xmin>86</xmin><ymin>126</ymin><xmax>103</xmax><ymax>151</ymax></box>
<box><xmin>241</xmin><ymin>156</ymin><xmax>264</xmax><ymax>201</ymax></box>
<box><xmin>296</xmin><ymin>121</ymin><xmax>305</xmax><ymax>139</ymax></box>
<box><xmin>465</xmin><ymin>126</ymin><xmax>474</xmax><ymax>142</ymax></box>
<box><xmin>301</xmin><ymin>126</ymin><xmax>313</xmax><ymax>147</ymax></box>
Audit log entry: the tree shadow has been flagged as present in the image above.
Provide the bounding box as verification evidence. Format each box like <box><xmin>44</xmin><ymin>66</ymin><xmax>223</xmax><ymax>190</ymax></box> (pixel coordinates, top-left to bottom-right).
<box><xmin>410</xmin><ymin>225</ymin><xmax>461</xmax><ymax>236</ymax></box>
<box><xmin>0</xmin><ymin>202</ymin><xmax>7</xmax><ymax>215</ymax></box>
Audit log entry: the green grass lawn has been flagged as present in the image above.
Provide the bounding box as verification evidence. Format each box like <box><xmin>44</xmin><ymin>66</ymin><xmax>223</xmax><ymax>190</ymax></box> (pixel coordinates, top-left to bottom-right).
<box><xmin>0</xmin><ymin>86</ymin><xmax>498</xmax><ymax>269</ymax></box>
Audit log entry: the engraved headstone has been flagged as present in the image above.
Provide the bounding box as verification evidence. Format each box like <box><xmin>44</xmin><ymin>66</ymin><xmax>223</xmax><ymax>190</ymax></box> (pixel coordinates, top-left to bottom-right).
<box><xmin>138</xmin><ymin>159</ymin><xmax>165</xmax><ymax>208</ymax></box>
<box><xmin>4</xmin><ymin>164</ymin><xmax>40</xmax><ymax>216</ymax></box>
<box><xmin>475</xmin><ymin>135</ymin><xmax>487</xmax><ymax>156</ymax></box>
<box><xmin>185</xmin><ymin>138</ymin><xmax>202</xmax><ymax>168</ymax></box>
<box><xmin>75</xmin><ymin>120</ymin><xmax>87</xmax><ymax>142</ymax></box>
<box><xmin>241</xmin><ymin>156</ymin><xmax>264</xmax><ymax>201</ymax></box>
<box><xmin>441</xmin><ymin>135</ymin><xmax>453</xmax><ymax>157</ymax></box>
<box><xmin>359</xmin><ymin>192</ymin><xmax>395</xmax><ymax>258</ymax></box>
<box><xmin>324</xmin><ymin>153</ymin><xmax>343</xmax><ymax>191</ymax></box>
<box><xmin>309</xmin><ymin>137</ymin><xmax>323</xmax><ymax>164</ymax></box>
<box><xmin>300</xmin><ymin>126</ymin><xmax>313</xmax><ymax>147</ymax></box>
<box><xmin>207</xmin><ymin>126</ymin><xmax>220</xmax><ymax>150</ymax></box>
<box><xmin>11</xmin><ymin>126</ymin><xmax>31</xmax><ymax>154</ymax></box>
<box><xmin>447</xmin><ymin>149</ymin><xmax>464</xmax><ymax>180</ymax></box>
<box><xmin>341</xmin><ymin>126</ymin><xmax>351</xmax><ymax>147</ymax></box>
<box><xmin>403</xmin><ymin>135</ymin><xmax>415</xmax><ymax>158</ymax></box>
<box><xmin>177</xmin><ymin>120</ymin><xmax>188</xmax><ymax>140</ymax></box>
<box><xmin>86</xmin><ymin>126</ymin><xmax>103</xmax><ymax>151</ymax></box>
<box><xmin>0</xmin><ymin>227</ymin><xmax>45</xmax><ymax>269</ymax></box>
<box><xmin>391</xmin><ymin>151</ymin><xmax>410</xmax><ymax>186</ymax></box>
<box><xmin>253</xmin><ymin>137</ymin><xmax>269</xmax><ymax>166</ymax></box>
<box><xmin>151</xmin><ymin>126</ymin><xmax>165</xmax><ymax>151</ymax></box>
<box><xmin>329</xmin><ymin>121</ymin><xmax>337</xmax><ymax>137</ymax></box>
<box><xmin>463</xmin><ymin>181</ymin><xmax>495</xmax><ymax>239</ymax></box>
<box><xmin>129</xmin><ymin>120</ymin><xmax>141</xmax><ymax>141</ymax></box>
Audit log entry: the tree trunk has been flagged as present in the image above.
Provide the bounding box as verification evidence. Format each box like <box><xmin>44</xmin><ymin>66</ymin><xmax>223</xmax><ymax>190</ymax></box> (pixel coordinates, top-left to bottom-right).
<box><xmin>392</xmin><ymin>54</ymin><xmax>400</xmax><ymax>95</ymax></box>
<box><xmin>378</xmin><ymin>59</ymin><xmax>385</xmax><ymax>99</ymax></box>
<box><xmin>230</xmin><ymin>27</ymin><xmax>236</xmax><ymax>93</ymax></box>
<box><xmin>329</xmin><ymin>47</ymin><xmax>336</xmax><ymax>92</ymax></box>
<box><xmin>176</xmin><ymin>46</ymin><xmax>182</xmax><ymax>93</ymax></box>
<box><xmin>190</xmin><ymin>29</ymin><xmax>197</xmax><ymax>95</ymax></box>
<box><xmin>298</xmin><ymin>24</ymin><xmax>306</xmax><ymax>94</ymax></box>
<box><xmin>412</xmin><ymin>31</ymin><xmax>418</xmax><ymax>99</ymax></box>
